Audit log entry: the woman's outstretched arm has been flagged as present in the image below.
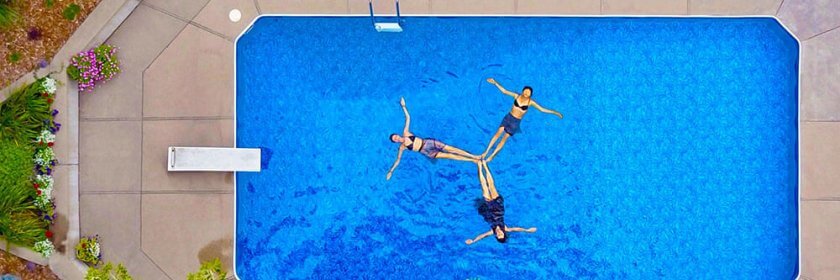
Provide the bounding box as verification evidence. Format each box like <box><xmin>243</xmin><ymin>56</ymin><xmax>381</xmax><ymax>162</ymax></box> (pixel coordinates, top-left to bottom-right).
<box><xmin>386</xmin><ymin>147</ymin><xmax>405</xmax><ymax>180</ymax></box>
<box><xmin>400</xmin><ymin>97</ymin><xmax>411</xmax><ymax>134</ymax></box>
<box><xmin>506</xmin><ymin>226</ymin><xmax>538</xmax><ymax>233</ymax></box>
<box><xmin>465</xmin><ymin>230</ymin><xmax>494</xmax><ymax>245</ymax></box>
<box><xmin>530</xmin><ymin>101</ymin><xmax>563</xmax><ymax>119</ymax></box>
<box><xmin>486</xmin><ymin>78</ymin><xmax>518</xmax><ymax>98</ymax></box>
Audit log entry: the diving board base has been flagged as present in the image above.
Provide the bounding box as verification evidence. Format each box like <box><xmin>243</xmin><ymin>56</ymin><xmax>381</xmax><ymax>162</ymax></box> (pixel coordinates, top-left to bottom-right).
<box><xmin>167</xmin><ymin>147</ymin><xmax>261</xmax><ymax>172</ymax></box>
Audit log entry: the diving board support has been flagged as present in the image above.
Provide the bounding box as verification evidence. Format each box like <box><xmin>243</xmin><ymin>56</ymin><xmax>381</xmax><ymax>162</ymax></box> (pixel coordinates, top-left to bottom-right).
<box><xmin>167</xmin><ymin>147</ymin><xmax>261</xmax><ymax>172</ymax></box>
<box><xmin>369</xmin><ymin>0</ymin><xmax>403</xmax><ymax>32</ymax></box>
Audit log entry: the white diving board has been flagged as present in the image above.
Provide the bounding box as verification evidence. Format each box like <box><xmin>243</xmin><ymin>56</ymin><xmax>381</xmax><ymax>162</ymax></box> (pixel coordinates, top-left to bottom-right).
<box><xmin>167</xmin><ymin>147</ymin><xmax>261</xmax><ymax>172</ymax></box>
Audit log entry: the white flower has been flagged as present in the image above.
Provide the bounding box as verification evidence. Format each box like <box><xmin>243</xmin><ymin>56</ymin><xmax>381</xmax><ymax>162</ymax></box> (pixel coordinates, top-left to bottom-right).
<box><xmin>36</xmin><ymin>130</ymin><xmax>55</xmax><ymax>144</ymax></box>
<box><xmin>35</xmin><ymin>174</ymin><xmax>54</xmax><ymax>189</ymax></box>
<box><xmin>34</xmin><ymin>147</ymin><xmax>55</xmax><ymax>166</ymax></box>
<box><xmin>34</xmin><ymin>239</ymin><xmax>55</xmax><ymax>258</ymax></box>
<box><xmin>42</xmin><ymin>77</ymin><xmax>57</xmax><ymax>94</ymax></box>
<box><xmin>89</xmin><ymin>242</ymin><xmax>100</xmax><ymax>258</ymax></box>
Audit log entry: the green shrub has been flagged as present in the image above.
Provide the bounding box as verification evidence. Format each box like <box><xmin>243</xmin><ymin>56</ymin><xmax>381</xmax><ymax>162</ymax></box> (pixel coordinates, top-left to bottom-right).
<box><xmin>62</xmin><ymin>3</ymin><xmax>80</xmax><ymax>21</ymax></box>
<box><xmin>44</xmin><ymin>0</ymin><xmax>54</xmax><ymax>8</ymax></box>
<box><xmin>0</xmin><ymin>1</ymin><xmax>19</xmax><ymax>29</ymax></box>
<box><xmin>85</xmin><ymin>262</ymin><xmax>133</xmax><ymax>280</ymax></box>
<box><xmin>0</xmin><ymin>140</ymin><xmax>47</xmax><ymax>247</ymax></box>
<box><xmin>7</xmin><ymin>52</ymin><xmax>20</xmax><ymax>63</ymax></box>
<box><xmin>187</xmin><ymin>258</ymin><xmax>227</xmax><ymax>280</ymax></box>
<box><xmin>0</xmin><ymin>78</ymin><xmax>53</xmax><ymax>144</ymax></box>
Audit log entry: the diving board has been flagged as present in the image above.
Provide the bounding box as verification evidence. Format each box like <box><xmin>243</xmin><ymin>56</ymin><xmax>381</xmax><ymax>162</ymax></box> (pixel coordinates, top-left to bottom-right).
<box><xmin>167</xmin><ymin>147</ymin><xmax>261</xmax><ymax>172</ymax></box>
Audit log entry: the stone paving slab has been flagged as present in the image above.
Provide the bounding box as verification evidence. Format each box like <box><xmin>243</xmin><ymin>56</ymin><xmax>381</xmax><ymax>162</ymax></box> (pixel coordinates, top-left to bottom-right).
<box><xmin>193</xmin><ymin>0</ymin><xmax>259</xmax><ymax>40</ymax></box>
<box><xmin>800</xmin><ymin>201</ymin><xmax>840</xmax><ymax>279</ymax></box>
<box><xmin>142</xmin><ymin>120</ymin><xmax>235</xmax><ymax>192</ymax></box>
<box><xmin>688</xmin><ymin>0</ymin><xmax>781</xmax><ymax>15</ymax></box>
<box><xmin>143</xmin><ymin>25</ymin><xmax>235</xmax><ymax>118</ymax></box>
<box><xmin>79</xmin><ymin>121</ymin><xmax>142</xmax><ymax>193</ymax></box>
<box><xmin>602</xmin><ymin>0</ymin><xmax>687</xmax><ymax>15</ymax></box>
<box><xmin>80</xmin><ymin>194</ymin><xmax>169</xmax><ymax>279</ymax></box>
<box><xmin>143</xmin><ymin>0</ymin><xmax>211</xmax><ymax>20</ymax></box>
<box><xmin>517</xmin><ymin>0</ymin><xmax>600</xmax><ymax>14</ymax></box>
<box><xmin>801</xmin><ymin>28</ymin><xmax>840</xmax><ymax>121</ymax></box>
<box><xmin>801</xmin><ymin>122</ymin><xmax>840</xmax><ymax>200</ymax></box>
<box><xmin>51</xmin><ymin>165</ymin><xmax>72</xmax><ymax>254</ymax></box>
<box><xmin>348</xmin><ymin>0</ymin><xmax>430</xmax><ymax>14</ymax></box>
<box><xmin>777</xmin><ymin>0</ymin><xmax>840</xmax><ymax>40</ymax></box>
<box><xmin>79</xmin><ymin>4</ymin><xmax>187</xmax><ymax>119</ymax></box>
<box><xmin>430</xmin><ymin>0</ymin><xmax>515</xmax><ymax>14</ymax></box>
<box><xmin>257</xmin><ymin>0</ymin><xmax>349</xmax><ymax>14</ymax></box>
<box><xmin>141</xmin><ymin>193</ymin><xmax>234</xmax><ymax>279</ymax></box>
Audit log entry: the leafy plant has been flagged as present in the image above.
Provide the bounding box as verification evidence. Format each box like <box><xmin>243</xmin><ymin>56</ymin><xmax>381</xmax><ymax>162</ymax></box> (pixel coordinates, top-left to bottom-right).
<box><xmin>0</xmin><ymin>78</ymin><xmax>53</xmax><ymax>144</ymax></box>
<box><xmin>85</xmin><ymin>262</ymin><xmax>133</xmax><ymax>280</ymax></box>
<box><xmin>62</xmin><ymin>3</ymin><xmax>80</xmax><ymax>21</ymax></box>
<box><xmin>0</xmin><ymin>1</ymin><xmax>19</xmax><ymax>29</ymax></box>
<box><xmin>0</xmin><ymin>140</ymin><xmax>47</xmax><ymax>248</ymax></box>
<box><xmin>187</xmin><ymin>258</ymin><xmax>227</xmax><ymax>280</ymax></box>
<box><xmin>44</xmin><ymin>0</ymin><xmax>54</xmax><ymax>8</ymax></box>
<box><xmin>76</xmin><ymin>235</ymin><xmax>102</xmax><ymax>266</ymax></box>
<box><xmin>67</xmin><ymin>44</ymin><xmax>120</xmax><ymax>92</ymax></box>
<box><xmin>8</xmin><ymin>52</ymin><xmax>20</xmax><ymax>63</ymax></box>
<box><xmin>27</xmin><ymin>27</ymin><xmax>42</xmax><ymax>40</ymax></box>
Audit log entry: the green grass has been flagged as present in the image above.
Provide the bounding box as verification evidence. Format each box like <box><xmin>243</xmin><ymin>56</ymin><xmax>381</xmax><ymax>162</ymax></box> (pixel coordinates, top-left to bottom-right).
<box><xmin>62</xmin><ymin>3</ymin><xmax>80</xmax><ymax>21</ymax></box>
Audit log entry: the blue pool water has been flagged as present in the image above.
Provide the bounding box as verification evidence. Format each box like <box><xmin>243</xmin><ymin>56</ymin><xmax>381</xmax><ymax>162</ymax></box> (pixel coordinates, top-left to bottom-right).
<box><xmin>235</xmin><ymin>17</ymin><xmax>799</xmax><ymax>279</ymax></box>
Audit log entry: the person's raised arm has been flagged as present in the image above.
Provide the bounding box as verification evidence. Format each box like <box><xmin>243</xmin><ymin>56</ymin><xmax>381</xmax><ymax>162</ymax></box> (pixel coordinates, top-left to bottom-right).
<box><xmin>530</xmin><ymin>101</ymin><xmax>563</xmax><ymax>119</ymax></box>
<box><xmin>400</xmin><ymin>97</ymin><xmax>411</xmax><ymax>134</ymax></box>
<box><xmin>486</xmin><ymin>78</ymin><xmax>518</xmax><ymax>98</ymax></box>
<box><xmin>386</xmin><ymin>147</ymin><xmax>405</xmax><ymax>180</ymax></box>
<box><xmin>465</xmin><ymin>230</ymin><xmax>493</xmax><ymax>245</ymax></box>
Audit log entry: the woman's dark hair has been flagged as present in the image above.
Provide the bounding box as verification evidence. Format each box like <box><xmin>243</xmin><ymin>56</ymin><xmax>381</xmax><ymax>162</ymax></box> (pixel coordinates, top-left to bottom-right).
<box><xmin>522</xmin><ymin>86</ymin><xmax>533</xmax><ymax>94</ymax></box>
<box><xmin>389</xmin><ymin>133</ymin><xmax>400</xmax><ymax>143</ymax></box>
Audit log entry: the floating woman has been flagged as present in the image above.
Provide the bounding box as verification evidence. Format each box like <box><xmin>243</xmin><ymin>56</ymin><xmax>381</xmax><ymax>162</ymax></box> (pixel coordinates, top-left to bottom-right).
<box><xmin>466</xmin><ymin>160</ymin><xmax>537</xmax><ymax>245</ymax></box>
<box><xmin>386</xmin><ymin>97</ymin><xmax>480</xmax><ymax>180</ymax></box>
<box><xmin>481</xmin><ymin>78</ymin><xmax>564</xmax><ymax>162</ymax></box>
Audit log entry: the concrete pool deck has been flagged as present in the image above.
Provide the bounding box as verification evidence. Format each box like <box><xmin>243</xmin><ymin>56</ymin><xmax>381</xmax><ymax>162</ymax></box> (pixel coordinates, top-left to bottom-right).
<box><xmin>70</xmin><ymin>0</ymin><xmax>840</xmax><ymax>279</ymax></box>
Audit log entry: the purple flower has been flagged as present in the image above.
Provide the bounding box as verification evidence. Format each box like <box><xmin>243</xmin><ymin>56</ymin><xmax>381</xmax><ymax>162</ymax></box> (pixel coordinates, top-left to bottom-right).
<box><xmin>26</xmin><ymin>261</ymin><xmax>36</xmax><ymax>271</ymax></box>
<box><xmin>39</xmin><ymin>59</ymin><xmax>49</xmax><ymax>68</ymax></box>
<box><xmin>51</xmin><ymin>109</ymin><xmax>59</xmax><ymax>116</ymax></box>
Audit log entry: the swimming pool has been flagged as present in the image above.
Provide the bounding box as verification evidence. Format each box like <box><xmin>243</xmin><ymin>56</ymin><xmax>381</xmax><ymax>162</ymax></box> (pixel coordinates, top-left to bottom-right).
<box><xmin>234</xmin><ymin>16</ymin><xmax>799</xmax><ymax>279</ymax></box>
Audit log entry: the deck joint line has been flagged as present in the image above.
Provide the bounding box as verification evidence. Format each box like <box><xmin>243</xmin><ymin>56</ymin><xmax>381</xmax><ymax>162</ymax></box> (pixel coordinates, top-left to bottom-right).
<box><xmin>776</xmin><ymin>0</ymin><xmax>785</xmax><ymax>16</ymax></box>
<box><xmin>803</xmin><ymin>24</ymin><xmax>840</xmax><ymax>41</ymax></box>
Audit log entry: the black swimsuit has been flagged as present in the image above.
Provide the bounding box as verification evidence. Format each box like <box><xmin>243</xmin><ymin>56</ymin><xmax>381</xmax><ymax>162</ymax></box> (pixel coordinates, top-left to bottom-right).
<box><xmin>500</xmin><ymin>98</ymin><xmax>528</xmax><ymax>136</ymax></box>
<box><xmin>479</xmin><ymin>196</ymin><xmax>505</xmax><ymax>230</ymax></box>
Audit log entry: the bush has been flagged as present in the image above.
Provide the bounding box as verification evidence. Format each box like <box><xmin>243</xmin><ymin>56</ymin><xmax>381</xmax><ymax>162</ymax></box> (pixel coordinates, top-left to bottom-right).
<box><xmin>85</xmin><ymin>262</ymin><xmax>132</xmax><ymax>280</ymax></box>
<box><xmin>0</xmin><ymin>1</ymin><xmax>19</xmax><ymax>29</ymax></box>
<box><xmin>62</xmin><ymin>3</ymin><xmax>80</xmax><ymax>21</ymax></box>
<box><xmin>67</xmin><ymin>45</ymin><xmax>120</xmax><ymax>92</ymax></box>
<box><xmin>76</xmin><ymin>235</ymin><xmax>102</xmax><ymax>266</ymax></box>
<box><xmin>187</xmin><ymin>258</ymin><xmax>227</xmax><ymax>280</ymax></box>
<box><xmin>0</xmin><ymin>140</ymin><xmax>47</xmax><ymax>247</ymax></box>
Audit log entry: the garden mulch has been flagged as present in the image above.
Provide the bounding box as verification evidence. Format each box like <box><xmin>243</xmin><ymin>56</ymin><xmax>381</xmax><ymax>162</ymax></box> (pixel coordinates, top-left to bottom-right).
<box><xmin>0</xmin><ymin>0</ymin><xmax>100</xmax><ymax>88</ymax></box>
<box><xmin>0</xmin><ymin>250</ymin><xmax>59</xmax><ymax>280</ymax></box>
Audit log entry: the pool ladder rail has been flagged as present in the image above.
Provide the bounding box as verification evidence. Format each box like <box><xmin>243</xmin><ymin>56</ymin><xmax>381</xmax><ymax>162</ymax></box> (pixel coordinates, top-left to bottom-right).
<box><xmin>369</xmin><ymin>0</ymin><xmax>403</xmax><ymax>32</ymax></box>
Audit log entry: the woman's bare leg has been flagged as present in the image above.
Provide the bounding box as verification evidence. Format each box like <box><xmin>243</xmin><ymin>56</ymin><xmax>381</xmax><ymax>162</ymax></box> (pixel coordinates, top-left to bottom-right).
<box><xmin>486</xmin><ymin>134</ymin><xmax>510</xmax><ymax>163</ymax></box>
<box><xmin>481</xmin><ymin>127</ymin><xmax>505</xmax><ymax>158</ymax></box>
<box><xmin>435</xmin><ymin>152</ymin><xmax>479</xmax><ymax>163</ymax></box>
<box><xmin>481</xmin><ymin>161</ymin><xmax>500</xmax><ymax>199</ymax></box>
<box><xmin>477</xmin><ymin>162</ymin><xmax>492</xmax><ymax>200</ymax></box>
<box><xmin>442</xmin><ymin>145</ymin><xmax>479</xmax><ymax>159</ymax></box>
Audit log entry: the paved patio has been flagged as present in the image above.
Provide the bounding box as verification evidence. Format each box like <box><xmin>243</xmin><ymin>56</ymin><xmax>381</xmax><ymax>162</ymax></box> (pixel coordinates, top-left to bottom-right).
<box><xmin>74</xmin><ymin>0</ymin><xmax>840</xmax><ymax>279</ymax></box>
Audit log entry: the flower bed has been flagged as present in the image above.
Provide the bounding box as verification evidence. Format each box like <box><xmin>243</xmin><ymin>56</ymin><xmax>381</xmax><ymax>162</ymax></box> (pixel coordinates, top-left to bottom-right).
<box><xmin>0</xmin><ymin>76</ymin><xmax>60</xmax><ymax>258</ymax></box>
<box><xmin>0</xmin><ymin>0</ymin><xmax>101</xmax><ymax>88</ymax></box>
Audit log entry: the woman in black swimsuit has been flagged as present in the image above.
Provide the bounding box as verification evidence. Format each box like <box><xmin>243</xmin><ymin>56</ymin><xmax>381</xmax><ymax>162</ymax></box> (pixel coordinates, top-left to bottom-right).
<box><xmin>465</xmin><ymin>160</ymin><xmax>537</xmax><ymax>245</ymax></box>
<box><xmin>481</xmin><ymin>78</ymin><xmax>564</xmax><ymax>162</ymax></box>
<box><xmin>387</xmin><ymin>97</ymin><xmax>480</xmax><ymax>180</ymax></box>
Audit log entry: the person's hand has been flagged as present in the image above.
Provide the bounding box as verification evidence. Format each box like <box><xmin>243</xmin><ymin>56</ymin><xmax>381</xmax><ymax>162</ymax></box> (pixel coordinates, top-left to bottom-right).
<box><xmin>486</xmin><ymin>78</ymin><xmax>497</xmax><ymax>85</ymax></box>
<box><xmin>400</xmin><ymin>97</ymin><xmax>406</xmax><ymax>107</ymax></box>
<box><xmin>386</xmin><ymin>171</ymin><xmax>393</xmax><ymax>180</ymax></box>
<box><xmin>527</xmin><ymin>227</ymin><xmax>537</xmax><ymax>233</ymax></box>
<box><xmin>465</xmin><ymin>239</ymin><xmax>474</xmax><ymax>245</ymax></box>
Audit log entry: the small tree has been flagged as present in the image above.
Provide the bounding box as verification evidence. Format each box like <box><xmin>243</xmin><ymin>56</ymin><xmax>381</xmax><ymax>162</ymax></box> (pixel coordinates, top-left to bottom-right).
<box><xmin>187</xmin><ymin>258</ymin><xmax>227</xmax><ymax>280</ymax></box>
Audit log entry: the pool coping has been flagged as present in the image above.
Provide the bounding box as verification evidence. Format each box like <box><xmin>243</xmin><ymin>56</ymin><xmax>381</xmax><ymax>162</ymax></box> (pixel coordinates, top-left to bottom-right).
<box><xmin>232</xmin><ymin>14</ymin><xmax>801</xmax><ymax>280</ymax></box>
